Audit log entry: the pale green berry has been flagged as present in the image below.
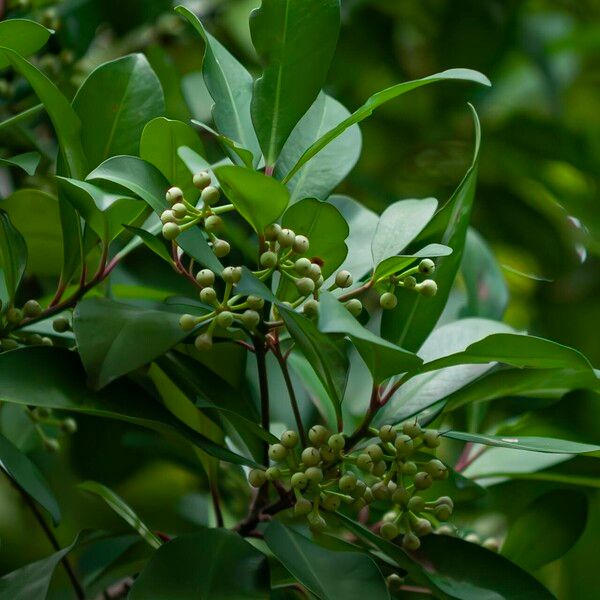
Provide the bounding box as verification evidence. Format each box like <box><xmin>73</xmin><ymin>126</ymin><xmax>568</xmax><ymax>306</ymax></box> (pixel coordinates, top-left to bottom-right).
<box><xmin>305</xmin><ymin>466</ymin><xmax>323</xmax><ymax>483</ymax></box>
<box><xmin>379</xmin><ymin>425</ymin><xmax>396</xmax><ymax>443</ymax></box>
<box><xmin>23</xmin><ymin>300</ymin><xmax>42</xmax><ymax>318</ymax></box>
<box><xmin>427</xmin><ymin>458</ymin><xmax>448</xmax><ymax>480</ymax></box>
<box><xmin>161</xmin><ymin>209</ymin><xmax>176</xmax><ymax>224</ymax></box>
<box><xmin>291</xmin><ymin>472</ymin><xmax>308</xmax><ymax>489</ymax></box>
<box><xmin>423</xmin><ymin>429</ymin><xmax>441</xmax><ymax>448</ymax></box>
<box><xmin>418</xmin><ymin>279</ymin><xmax>438</xmax><ymax>297</ymax></box>
<box><xmin>400</xmin><ymin>461</ymin><xmax>417</xmax><ymax>476</ymax></box>
<box><xmin>301</xmin><ymin>447</ymin><xmax>321</xmax><ymax>467</ymax></box>
<box><xmin>328</xmin><ymin>433</ymin><xmax>345</xmax><ymax>452</ymax></box>
<box><xmin>162</xmin><ymin>222</ymin><xmax>180</xmax><ymax>240</ymax></box>
<box><xmin>372</xmin><ymin>482</ymin><xmax>390</xmax><ymax>501</ymax></box>
<box><xmin>248</xmin><ymin>469</ymin><xmax>267</xmax><ymax>487</ymax></box>
<box><xmin>292</xmin><ymin>235</ymin><xmax>309</xmax><ymax>254</ymax></box>
<box><xmin>6</xmin><ymin>308</ymin><xmax>23</xmax><ymax>324</ymax></box>
<box><xmin>194</xmin><ymin>333</ymin><xmax>213</xmax><ymax>351</ymax></box>
<box><xmin>205</xmin><ymin>215</ymin><xmax>223</xmax><ymax>232</ymax></box>
<box><xmin>335</xmin><ymin>270</ymin><xmax>353</xmax><ymax>288</ymax></box>
<box><xmin>308</xmin><ymin>425</ymin><xmax>330</xmax><ymax>446</ymax></box>
<box><xmin>264</xmin><ymin>223</ymin><xmax>281</xmax><ymax>241</ymax></box>
<box><xmin>402</xmin><ymin>532</ymin><xmax>421</xmax><ymax>551</ymax></box>
<box><xmin>216</xmin><ymin>311</ymin><xmax>234</xmax><ymax>328</ymax></box>
<box><xmin>179</xmin><ymin>314</ymin><xmax>197</xmax><ymax>331</ymax></box>
<box><xmin>383</xmin><ymin>510</ymin><xmax>398</xmax><ymax>523</ymax></box>
<box><xmin>366</xmin><ymin>444</ymin><xmax>384</xmax><ymax>461</ymax></box>
<box><xmin>386</xmin><ymin>574</ymin><xmax>404</xmax><ymax>592</ymax></box>
<box><xmin>28</xmin><ymin>334</ymin><xmax>43</xmax><ymax>345</ymax></box>
<box><xmin>196</xmin><ymin>269</ymin><xmax>215</xmax><ymax>287</ymax></box>
<box><xmin>166</xmin><ymin>186</ymin><xmax>183</xmax><ymax>204</ymax></box>
<box><xmin>296</xmin><ymin>277</ymin><xmax>315</xmax><ymax>296</ymax></box>
<box><xmin>222</xmin><ymin>266</ymin><xmax>241</xmax><ymax>284</ymax></box>
<box><xmin>295</xmin><ymin>257</ymin><xmax>312</xmax><ymax>275</ymax></box>
<box><xmin>44</xmin><ymin>438</ymin><xmax>60</xmax><ymax>453</ymax></box>
<box><xmin>0</xmin><ymin>338</ymin><xmax>19</xmax><ymax>351</ymax></box>
<box><xmin>303</xmin><ymin>298</ymin><xmax>319</xmax><ymax>317</ymax></box>
<box><xmin>435</xmin><ymin>496</ymin><xmax>454</xmax><ymax>509</ymax></box>
<box><xmin>52</xmin><ymin>317</ymin><xmax>70</xmax><ymax>333</ymax></box>
<box><xmin>280</xmin><ymin>430</ymin><xmax>299</xmax><ymax>448</ymax></box>
<box><xmin>363</xmin><ymin>488</ymin><xmax>374</xmax><ymax>504</ymax></box>
<box><xmin>307</xmin><ymin>512</ymin><xmax>327</xmax><ymax>531</ymax></box>
<box><xmin>357</xmin><ymin>453</ymin><xmax>373</xmax><ymax>472</ymax></box>
<box><xmin>200</xmin><ymin>287</ymin><xmax>217</xmax><ymax>305</ymax></box>
<box><xmin>465</xmin><ymin>533</ymin><xmax>481</xmax><ymax>545</ymax></box>
<box><xmin>402</xmin><ymin>421</ymin><xmax>422</xmax><ymax>438</ymax></box>
<box><xmin>414</xmin><ymin>472</ymin><xmax>433</xmax><ymax>490</ymax></box>
<box><xmin>246</xmin><ymin>295</ymin><xmax>264</xmax><ymax>310</ymax></box>
<box><xmin>372</xmin><ymin>460</ymin><xmax>387</xmax><ymax>477</ymax></box>
<box><xmin>277</xmin><ymin>228</ymin><xmax>295</xmax><ymax>247</ymax></box>
<box><xmin>61</xmin><ymin>418</ymin><xmax>77</xmax><ymax>434</ymax></box>
<box><xmin>403</xmin><ymin>275</ymin><xmax>417</xmax><ymax>289</ymax></box>
<box><xmin>419</xmin><ymin>258</ymin><xmax>435</xmax><ymax>275</ymax></box>
<box><xmin>320</xmin><ymin>446</ymin><xmax>336</xmax><ymax>462</ymax></box>
<box><xmin>172</xmin><ymin>202</ymin><xmax>187</xmax><ymax>218</ymax></box>
<box><xmin>394</xmin><ymin>434</ymin><xmax>414</xmax><ymax>457</ymax></box>
<box><xmin>321</xmin><ymin>494</ymin><xmax>341</xmax><ymax>512</ymax></box>
<box><xmin>392</xmin><ymin>487</ymin><xmax>411</xmax><ymax>506</ymax></box>
<box><xmin>193</xmin><ymin>171</ymin><xmax>211</xmax><ymax>189</ymax></box>
<box><xmin>380</xmin><ymin>522</ymin><xmax>399</xmax><ymax>540</ymax></box>
<box><xmin>241</xmin><ymin>310</ymin><xmax>260</xmax><ymax>330</ymax></box>
<box><xmin>413</xmin><ymin>517</ymin><xmax>433</xmax><ymax>536</ymax></box>
<box><xmin>435</xmin><ymin>504</ymin><xmax>453</xmax><ymax>521</ymax></box>
<box><xmin>436</xmin><ymin>525</ymin><xmax>455</xmax><ymax>536</ymax></box>
<box><xmin>260</xmin><ymin>251</ymin><xmax>278</xmax><ymax>268</ymax></box>
<box><xmin>407</xmin><ymin>495</ymin><xmax>425</xmax><ymax>513</ymax></box>
<box><xmin>42</xmin><ymin>336</ymin><xmax>54</xmax><ymax>347</ymax></box>
<box><xmin>294</xmin><ymin>498</ymin><xmax>312</xmax><ymax>516</ymax></box>
<box><xmin>201</xmin><ymin>186</ymin><xmax>220</xmax><ymax>205</ymax></box>
<box><xmin>315</xmin><ymin>275</ymin><xmax>324</xmax><ymax>289</ymax></box>
<box><xmin>269</xmin><ymin>443</ymin><xmax>288</xmax><ymax>462</ymax></box>
<box><xmin>380</xmin><ymin>292</ymin><xmax>397</xmax><ymax>310</ymax></box>
<box><xmin>265</xmin><ymin>466</ymin><xmax>281</xmax><ymax>481</ymax></box>
<box><xmin>339</xmin><ymin>473</ymin><xmax>357</xmax><ymax>493</ymax></box>
<box><xmin>212</xmin><ymin>239</ymin><xmax>230</xmax><ymax>257</ymax></box>
<box><xmin>483</xmin><ymin>538</ymin><xmax>500</xmax><ymax>552</ymax></box>
<box><xmin>307</xmin><ymin>263</ymin><xmax>322</xmax><ymax>281</ymax></box>
<box><xmin>345</xmin><ymin>298</ymin><xmax>362</xmax><ymax>317</ymax></box>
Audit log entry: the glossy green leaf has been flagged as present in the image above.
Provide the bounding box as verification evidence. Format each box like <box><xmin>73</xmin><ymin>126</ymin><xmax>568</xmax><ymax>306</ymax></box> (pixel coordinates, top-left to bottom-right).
<box><xmin>73</xmin><ymin>54</ymin><xmax>165</xmax><ymax>170</ymax></box>
<box><xmin>124</xmin><ymin>225</ymin><xmax>172</xmax><ymax>264</ymax></box>
<box><xmin>0</xmin><ymin>210</ymin><xmax>27</xmax><ymax>302</ymax></box>
<box><xmin>129</xmin><ymin>528</ymin><xmax>270</xmax><ymax>599</ymax></box>
<box><xmin>0</xmin><ymin>152</ymin><xmax>40</xmax><ymax>175</ymax></box>
<box><xmin>192</xmin><ymin>120</ymin><xmax>254</xmax><ymax>168</ymax></box>
<box><xmin>56</xmin><ymin>177</ymin><xmax>144</xmax><ymax>243</ymax></box>
<box><xmin>0</xmin><ymin>347</ymin><xmax>258</xmax><ymax>467</ymax></box>
<box><xmin>214</xmin><ymin>165</ymin><xmax>290</xmax><ymax>233</ymax></box>
<box><xmin>318</xmin><ymin>291</ymin><xmax>422</xmax><ymax>383</ymax></box>
<box><xmin>176</xmin><ymin>6</ymin><xmax>261</xmax><ymax>165</ymax></box>
<box><xmin>373</xmin><ymin>244</ymin><xmax>452</xmax><ymax>282</ymax></box>
<box><xmin>502</xmin><ymin>489</ymin><xmax>587</xmax><ymax>571</ymax></box>
<box><xmin>382</xmin><ymin>106</ymin><xmax>482</xmax><ymax>350</ymax></box>
<box><xmin>79</xmin><ymin>481</ymin><xmax>162</xmax><ymax>549</ymax></box>
<box><xmin>140</xmin><ymin>117</ymin><xmax>205</xmax><ymax>200</ymax></box>
<box><xmin>250</xmin><ymin>0</ymin><xmax>341</xmax><ymax>165</ymax></box>
<box><xmin>264</xmin><ymin>521</ymin><xmax>389</xmax><ymax>600</ymax></box>
<box><xmin>444</xmin><ymin>431</ymin><xmax>600</xmax><ymax>455</ymax></box>
<box><xmin>0</xmin><ymin>433</ymin><xmax>60</xmax><ymax>525</ymax></box>
<box><xmin>284</xmin><ymin>70</ymin><xmax>490</xmax><ymax>183</ymax></box>
<box><xmin>0</xmin><ymin>19</ymin><xmax>53</xmax><ymax>69</ymax></box>
<box><xmin>73</xmin><ymin>297</ymin><xmax>188</xmax><ymax>389</ymax></box>
<box><xmin>275</xmin><ymin>93</ymin><xmax>362</xmax><ymax>201</ymax></box>
<box><xmin>371</xmin><ymin>197</ymin><xmax>438</xmax><ymax>265</ymax></box>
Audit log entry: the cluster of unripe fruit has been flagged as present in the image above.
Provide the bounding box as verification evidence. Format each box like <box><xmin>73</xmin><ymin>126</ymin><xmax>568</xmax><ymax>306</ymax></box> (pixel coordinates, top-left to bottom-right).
<box><xmin>247</xmin><ymin>421</ymin><xmax>454</xmax><ymax>549</ymax></box>
<box><xmin>0</xmin><ymin>299</ymin><xmax>56</xmax><ymax>351</ymax></box>
<box><xmin>26</xmin><ymin>406</ymin><xmax>77</xmax><ymax>453</ymax></box>
<box><xmin>377</xmin><ymin>259</ymin><xmax>438</xmax><ymax>311</ymax></box>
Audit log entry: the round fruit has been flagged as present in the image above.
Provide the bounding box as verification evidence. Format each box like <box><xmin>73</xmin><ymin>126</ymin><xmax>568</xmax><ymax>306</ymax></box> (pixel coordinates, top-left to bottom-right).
<box><xmin>260</xmin><ymin>251</ymin><xmax>278</xmax><ymax>268</ymax></box>
<box><xmin>380</xmin><ymin>522</ymin><xmax>399</xmax><ymax>540</ymax></box>
<box><xmin>179</xmin><ymin>314</ymin><xmax>197</xmax><ymax>331</ymax></box>
<box><xmin>292</xmin><ymin>235</ymin><xmax>309</xmax><ymax>254</ymax></box>
<box><xmin>419</xmin><ymin>258</ymin><xmax>435</xmax><ymax>274</ymax></box>
<box><xmin>379</xmin><ymin>292</ymin><xmax>397</xmax><ymax>310</ymax></box>
<box><xmin>280</xmin><ymin>430</ymin><xmax>299</xmax><ymax>448</ymax></box>
<box><xmin>162</xmin><ymin>222</ymin><xmax>180</xmax><ymax>240</ymax></box>
<box><xmin>193</xmin><ymin>171</ymin><xmax>211</xmax><ymax>189</ymax></box>
<box><xmin>301</xmin><ymin>447</ymin><xmax>321</xmax><ymax>467</ymax></box>
<box><xmin>248</xmin><ymin>469</ymin><xmax>266</xmax><ymax>487</ymax></box>
<box><xmin>379</xmin><ymin>425</ymin><xmax>396</xmax><ymax>443</ymax></box>
<box><xmin>345</xmin><ymin>298</ymin><xmax>362</xmax><ymax>317</ymax></box>
<box><xmin>291</xmin><ymin>472</ymin><xmax>308</xmax><ymax>489</ymax></box>
<box><xmin>335</xmin><ymin>270</ymin><xmax>353</xmax><ymax>288</ymax></box>
<box><xmin>308</xmin><ymin>425</ymin><xmax>330</xmax><ymax>446</ymax></box>
<box><xmin>213</xmin><ymin>239</ymin><xmax>230</xmax><ymax>257</ymax></box>
<box><xmin>201</xmin><ymin>186</ymin><xmax>220</xmax><ymax>205</ymax></box>
<box><xmin>194</xmin><ymin>333</ymin><xmax>213</xmax><ymax>351</ymax></box>
<box><xmin>269</xmin><ymin>443</ymin><xmax>288</xmax><ymax>462</ymax></box>
<box><xmin>196</xmin><ymin>269</ymin><xmax>215</xmax><ymax>287</ymax></box>
<box><xmin>414</xmin><ymin>472</ymin><xmax>433</xmax><ymax>490</ymax></box>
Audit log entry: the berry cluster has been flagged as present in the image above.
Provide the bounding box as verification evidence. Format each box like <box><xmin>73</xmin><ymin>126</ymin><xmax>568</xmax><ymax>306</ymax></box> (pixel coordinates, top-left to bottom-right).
<box><xmin>378</xmin><ymin>259</ymin><xmax>438</xmax><ymax>311</ymax></box>
<box><xmin>26</xmin><ymin>406</ymin><xmax>77</xmax><ymax>453</ymax></box>
<box><xmin>0</xmin><ymin>299</ymin><xmax>57</xmax><ymax>352</ymax></box>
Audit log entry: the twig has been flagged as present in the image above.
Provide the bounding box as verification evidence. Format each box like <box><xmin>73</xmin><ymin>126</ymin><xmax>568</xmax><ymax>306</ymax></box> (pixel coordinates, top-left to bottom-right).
<box><xmin>254</xmin><ymin>336</ymin><xmax>270</xmax><ymax>466</ymax></box>
<box><xmin>210</xmin><ymin>481</ymin><xmax>224</xmax><ymax>528</ymax></box>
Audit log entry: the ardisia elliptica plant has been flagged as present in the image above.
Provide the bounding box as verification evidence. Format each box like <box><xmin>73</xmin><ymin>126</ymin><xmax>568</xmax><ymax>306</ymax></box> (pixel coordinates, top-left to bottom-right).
<box><xmin>0</xmin><ymin>3</ymin><xmax>599</xmax><ymax>599</ymax></box>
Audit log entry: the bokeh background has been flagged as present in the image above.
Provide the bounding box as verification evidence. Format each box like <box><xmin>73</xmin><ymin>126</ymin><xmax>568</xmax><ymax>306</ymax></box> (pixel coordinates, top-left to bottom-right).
<box><xmin>0</xmin><ymin>1</ymin><xmax>598</xmax><ymax>598</ymax></box>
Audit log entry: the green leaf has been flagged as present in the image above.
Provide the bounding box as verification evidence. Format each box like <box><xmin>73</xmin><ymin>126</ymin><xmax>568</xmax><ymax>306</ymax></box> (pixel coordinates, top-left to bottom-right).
<box><xmin>0</xmin><ymin>19</ymin><xmax>53</xmax><ymax>69</ymax></box>
<box><xmin>318</xmin><ymin>291</ymin><xmax>422</xmax><ymax>383</ymax></box>
<box><xmin>0</xmin><ymin>151</ymin><xmax>40</xmax><ymax>175</ymax></box>
<box><xmin>250</xmin><ymin>0</ymin><xmax>341</xmax><ymax>165</ymax></box>
<box><xmin>129</xmin><ymin>528</ymin><xmax>270</xmax><ymax>599</ymax></box>
<box><xmin>381</xmin><ymin>105</ymin><xmax>482</xmax><ymax>350</ymax></box>
<box><xmin>371</xmin><ymin>197</ymin><xmax>438</xmax><ymax>265</ymax></box>
<box><xmin>78</xmin><ymin>481</ymin><xmax>162</xmax><ymax>549</ymax></box>
<box><xmin>73</xmin><ymin>54</ymin><xmax>165</xmax><ymax>170</ymax></box>
<box><xmin>275</xmin><ymin>93</ymin><xmax>362</xmax><ymax>202</ymax></box>
<box><xmin>0</xmin><ymin>346</ymin><xmax>258</xmax><ymax>467</ymax></box>
<box><xmin>444</xmin><ymin>431</ymin><xmax>600</xmax><ymax>455</ymax></box>
<box><xmin>175</xmin><ymin>6</ymin><xmax>261</xmax><ymax>165</ymax></box>
<box><xmin>283</xmin><ymin>71</ymin><xmax>490</xmax><ymax>183</ymax></box>
<box><xmin>0</xmin><ymin>536</ymin><xmax>78</xmax><ymax>600</ymax></box>
<box><xmin>124</xmin><ymin>225</ymin><xmax>172</xmax><ymax>264</ymax></box>
<box><xmin>373</xmin><ymin>244</ymin><xmax>452</xmax><ymax>282</ymax></box>
<box><xmin>214</xmin><ymin>165</ymin><xmax>290</xmax><ymax>234</ymax></box>
<box><xmin>0</xmin><ymin>209</ymin><xmax>27</xmax><ymax>303</ymax></box>
<box><xmin>264</xmin><ymin>521</ymin><xmax>390</xmax><ymax>600</ymax></box>
<box><xmin>502</xmin><ymin>489</ymin><xmax>587</xmax><ymax>572</ymax></box>
<box><xmin>140</xmin><ymin>117</ymin><xmax>205</xmax><ymax>200</ymax></box>
<box><xmin>0</xmin><ymin>433</ymin><xmax>60</xmax><ymax>525</ymax></box>
<box><xmin>192</xmin><ymin>120</ymin><xmax>254</xmax><ymax>168</ymax></box>
<box><xmin>56</xmin><ymin>177</ymin><xmax>144</xmax><ymax>243</ymax></box>
<box><xmin>73</xmin><ymin>297</ymin><xmax>189</xmax><ymax>389</ymax></box>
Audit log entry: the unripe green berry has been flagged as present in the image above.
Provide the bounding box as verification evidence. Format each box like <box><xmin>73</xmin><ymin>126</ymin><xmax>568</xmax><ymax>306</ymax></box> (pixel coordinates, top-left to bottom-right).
<box><xmin>366</xmin><ymin>444</ymin><xmax>384</xmax><ymax>461</ymax></box>
<box><xmin>1</xmin><ymin>338</ymin><xmax>19</xmax><ymax>351</ymax></box>
<box><xmin>423</xmin><ymin>429</ymin><xmax>441</xmax><ymax>448</ymax></box>
<box><xmin>280</xmin><ymin>430</ymin><xmax>299</xmax><ymax>448</ymax></box>
<box><xmin>212</xmin><ymin>239</ymin><xmax>230</xmax><ymax>258</ymax></box>
<box><xmin>6</xmin><ymin>308</ymin><xmax>23</xmax><ymax>324</ymax></box>
<box><xmin>41</xmin><ymin>337</ymin><xmax>53</xmax><ymax>348</ymax></box>
<box><xmin>402</xmin><ymin>532</ymin><xmax>421</xmax><ymax>551</ymax></box>
<box><xmin>294</xmin><ymin>257</ymin><xmax>312</xmax><ymax>275</ymax></box>
<box><xmin>193</xmin><ymin>171</ymin><xmax>211</xmax><ymax>189</ymax></box>
<box><xmin>162</xmin><ymin>222</ymin><xmax>180</xmax><ymax>240</ymax></box>
<box><xmin>308</xmin><ymin>425</ymin><xmax>330</xmax><ymax>446</ymax></box>
<box><xmin>23</xmin><ymin>300</ymin><xmax>42</xmax><ymax>317</ymax></box>
<box><xmin>264</xmin><ymin>223</ymin><xmax>281</xmax><ymax>241</ymax></box>
<box><xmin>44</xmin><ymin>438</ymin><xmax>60</xmax><ymax>453</ymax></box>
<box><xmin>61</xmin><ymin>418</ymin><xmax>77</xmax><ymax>434</ymax></box>
<box><xmin>372</xmin><ymin>481</ymin><xmax>390</xmax><ymax>501</ymax></box>
<box><xmin>265</xmin><ymin>466</ymin><xmax>281</xmax><ymax>481</ymax></box>
<box><xmin>205</xmin><ymin>215</ymin><xmax>223</xmax><ymax>232</ymax></box>
<box><xmin>436</xmin><ymin>525</ymin><xmax>455</xmax><ymax>536</ymax></box>
<box><xmin>394</xmin><ymin>434</ymin><xmax>414</xmax><ymax>457</ymax></box>
<box><xmin>278</xmin><ymin>228</ymin><xmax>295</xmax><ymax>247</ymax></box>
<box><xmin>305</xmin><ymin>466</ymin><xmax>323</xmax><ymax>483</ymax></box>
<box><xmin>166</xmin><ymin>186</ymin><xmax>183</xmax><ymax>204</ymax></box>
<box><xmin>52</xmin><ymin>317</ymin><xmax>70</xmax><ymax>333</ymax></box>
<box><xmin>345</xmin><ymin>298</ymin><xmax>362</xmax><ymax>317</ymax></box>
<box><xmin>483</xmin><ymin>538</ymin><xmax>500</xmax><ymax>552</ymax></box>
<box><xmin>248</xmin><ymin>469</ymin><xmax>267</xmax><ymax>487</ymax></box>
<box><xmin>392</xmin><ymin>487</ymin><xmax>411</xmax><ymax>506</ymax></box>
<box><xmin>380</xmin><ymin>522</ymin><xmax>399</xmax><ymax>540</ymax></box>
<box><xmin>407</xmin><ymin>495</ymin><xmax>425</xmax><ymax>513</ymax></box>
<box><xmin>403</xmin><ymin>275</ymin><xmax>417</xmax><ymax>289</ymax></box>
<box><xmin>296</xmin><ymin>277</ymin><xmax>315</xmax><ymax>296</ymax></box>
<box><xmin>328</xmin><ymin>433</ymin><xmax>345</xmax><ymax>452</ymax></box>
<box><xmin>222</xmin><ymin>266</ymin><xmax>241</xmax><ymax>284</ymax></box>
<box><xmin>246</xmin><ymin>295</ymin><xmax>264</xmax><ymax>310</ymax></box>
<box><xmin>357</xmin><ymin>453</ymin><xmax>373</xmax><ymax>472</ymax></box>
<box><xmin>320</xmin><ymin>446</ymin><xmax>336</xmax><ymax>462</ymax></box>
<box><xmin>400</xmin><ymin>461</ymin><xmax>417</xmax><ymax>476</ymax></box>
<box><xmin>307</xmin><ymin>512</ymin><xmax>327</xmax><ymax>531</ymax></box>
<box><xmin>380</xmin><ymin>292</ymin><xmax>397</xmax><ymax>310</ymax></box>
<box><xmin>196</xmin><ymin>269</ymin><xmax>215</xmax><ymax>287</ymax></box>
<box><xmin>315</xmin><ymin>275</ymin><xmax>324</xmax><ymax>289</ymax></box>
<box><xmin>465</xmin><ymin>533</ymin><xmax>481</xmax><ymax>545</ymax></box>
<box><xmin>301</xmin><ymin>446</ymin><xmax>321</xmax><ymax>467</ymax></box>
<box><xmin>200</xmin><ymin>287</ymin><xmax>217</xmax><ymax>305</ymax></box>
<box><xmin>339</xmin><ymin>473</ymin><xmax>357</xmax><ymax>493</ymax></box>
<box><xmin>216</xmin><ymin>311</ymin><xmax>234</xmax><ymax>328</ymax></box>
<box><xmin>427</xmin><ymin>458</ymin><xmax>448</xmax><ymax>480</ymax></box>
<box><xmin>292</xmin><ymin>235</ymin><xmax>309</xmax><ymax>254</ymax></box>
<box><xmin>172</xmin><ymin>202</ymin><xmax>187</xmax><ymax>218</ymax></box>
<box><xmin>291</xmin><ymin>472</ymin><xmax>308</xmax><ymax>489</ymax></box>
<box><xmin>269</xmin><ymin>443</ymin><xmax>288</xmax><ymax>462</ymax></box>
<box><xmin>335</xmin><ymin>270</ymin><xmax>353</xmax><ymax>289</ymax></box>
<box><xmin>435</xmin><ymin>496</ymin><xmax>454</xmax><ymax>509</ymax></box>
<box><xmin>161</xmin><ymin>209</ymin><xmax>176</xmax><ymax>224</ymax></box>
<box><xmin>435</xmin><ymin>504</ymin><xmax>453</xmax><ymax>521</ymax></box>
<box><xmin>260</xmin><ymin>251</ymin><xmax>278</xmax><ymax>268</ymax></box>
<box><xmin>363</xmin><ymin>488</ymin><xmax>374</xmax><ymax>504</ymax></box>
<box><xmin>413</xmin><ymin>517</ymin><xmax>433</xmax><ymax>536</ymax></box>
<box><xmin>201</xmin><ymin>186</ymin><xmax>220</xmax><ymax>205</ymax></box>
<box><xmin>414</xmin><ymin>472</ymin><xmax>433</xmax><ymax>490</ymax></box>
<box><xmin>303</xmin><ymin>298</ymin><xmax>319</xmax><ymax>317</ymax></box>
<box><xmin>372</xmin><ymin>460</ymin><xmax>387</xmax><ymax>477</ymax></box>
<box><xmin>241</xmin><ymin>310</ymin><xmax>260</xmax><ymax>330</ymax></box>
<box><xmin>379</xmin><ymin>425</ymin><xmax>396</xmax><ymax>443</ymax></box>
<box><xmin>386</xmin><ymin>574</ymin><xmax>404</xmax><ymax>592</ymax></box>
<box><xmin>321</xmin><ymin>494</ymin><xmax>341</xmax><ymax>512</ymax></box>
<box><xmin>402</xmin><ymin>421</ymin><xmax>422</xmax><ymax>438</ymax></box>
<box><xmin>294</xmin><ymin>497</ymin><xmax>312</xmax><ymax>516</ymax></box>
<box><xmin>194</xmin><ymin>333</ymin><xmax>213</xmax><ymax>351</ymax></box>
<box><xmin>307</xmin><ymin>263</ymin><xmax>322</xmax><ymax>281</ymax></box>
<box><xmin>419</xmin><ymin>258</ymin><xmax>435</xmax><ymax>275</ymax></box>
<box><xmin>179</xmin><ymin>314</ymin><xmax>197</xmax><ymax>331</ymax></box>
<box><xmin>418</xmin><ymin>279</ymin><xmax>438</xmax><ymax>297</ymax></box>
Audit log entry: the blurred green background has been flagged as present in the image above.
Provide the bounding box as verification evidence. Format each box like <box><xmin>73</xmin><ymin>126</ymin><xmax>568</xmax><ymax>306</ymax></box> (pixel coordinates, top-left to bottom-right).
<box><xmin>0</xmin><ymin>0</ymin><xmax>598</xmax><ymax>598</ymax></box>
